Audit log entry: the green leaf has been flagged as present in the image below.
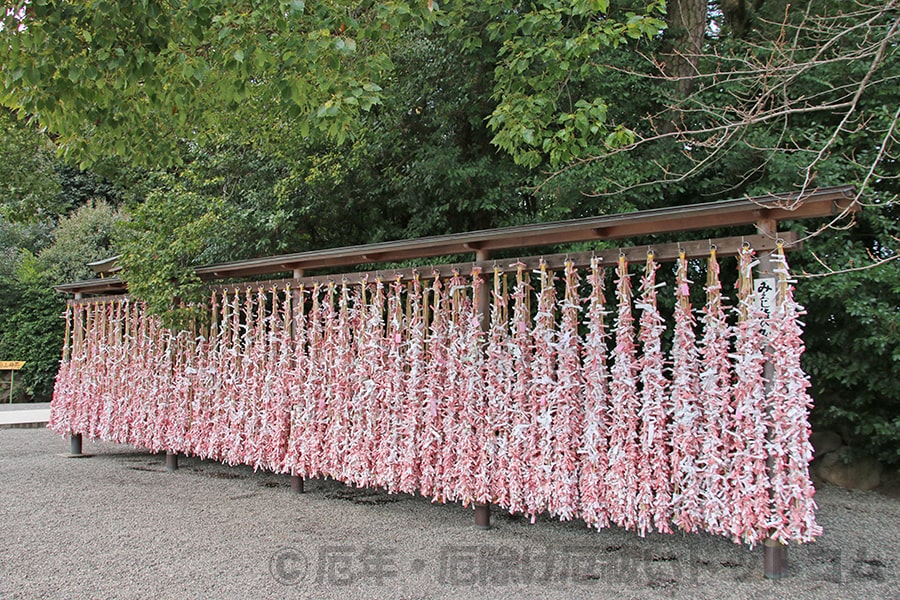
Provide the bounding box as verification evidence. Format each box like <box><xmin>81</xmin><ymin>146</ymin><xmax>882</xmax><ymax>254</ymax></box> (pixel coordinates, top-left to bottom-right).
<box><xmin>522</xmin><ymin>128</ymin><xmax>535</xmax><ymax>145</ymax></box>
<box><xmin>359</xmin><ymin>96</ymin><xmax>378</xmax><ymax>111</ymax></box>
<box><xmin>316</xmin><ymin>101</ymin><xmax>340</xmax><ymax>118</ymax></box>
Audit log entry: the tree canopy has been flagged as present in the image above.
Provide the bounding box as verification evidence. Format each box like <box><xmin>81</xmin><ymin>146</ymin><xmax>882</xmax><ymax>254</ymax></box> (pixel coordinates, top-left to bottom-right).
<box><xmin>1</xmin><ymin>0</ymin><xmax>664</xmax><ymax>169</ymax></box>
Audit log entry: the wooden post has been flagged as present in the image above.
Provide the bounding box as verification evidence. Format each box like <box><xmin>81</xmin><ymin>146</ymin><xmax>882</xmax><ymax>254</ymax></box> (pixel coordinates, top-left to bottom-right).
<box><xmin>70</xmin><ymin>433</ymin><xmax>83</xmax><ymax>456</ymax></box>
<box><xmin>756</xmin><ymin>218</ymin><xmax>787</xmax><ymax>579</ymax></box>
<box><xmin>764</xmin><ymin>538</ymin><xmax>788</xmax><ymax>579</ymax></box>
<box><xmin>474</xmin><ymin>502</ymin><xmax>491</xmax><ymax>530</ymax></box>
<box><xmin>283</xmin><ymin>272</ymin><xmax>305</xmax><ymax>495</ymax></box>
<box><xmin>166</xmin><ymin>451</ymin><xmax>179</xmax><ymax>472</ymax></box>
<box><xmin>0</xmin><ymin>361</ymin><xmax>25</xmax><ymax>403</ymax></box>
<box><xmin>474</xmin><ymin>249</ymin><xmax>492</xmax><ymax>530</ymax></box>
<box><xmin>64</xmin><ymin>288</ymin><xmax>85</xmax><ymax>457</ymax></box>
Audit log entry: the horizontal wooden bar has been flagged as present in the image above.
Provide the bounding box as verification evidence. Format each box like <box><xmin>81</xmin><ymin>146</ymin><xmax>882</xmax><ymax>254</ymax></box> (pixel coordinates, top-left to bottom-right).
<box><xmin>56</xmin><ymin>278</ymin><xmax>126</xmax><ymax>295</ymax></box>
<box><xmin>193</xmin><ymin>186</ymin><xmax>852</xmax><ymax>279</ymax></box>
<box><xmin>208</xmin><ymin>232</ymin><xmax>799</xmax><ymax>294</ymax></box>
<box><xmin>65</xmin><ymin>294</ymin><xmax>135</xmax><ymax>307</ymax></box>
<box><xmin>57</xmin><ymin>185</ymin><xmax>852</xmax><ymax>297</ymax></box>
<box><xmin>67</xmin><ymin>232</ymin><xmax>798</xmax><ymax>305</ymax></box>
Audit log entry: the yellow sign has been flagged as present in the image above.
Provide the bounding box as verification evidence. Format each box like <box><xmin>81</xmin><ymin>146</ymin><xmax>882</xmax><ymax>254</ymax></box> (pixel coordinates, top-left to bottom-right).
<box><xmin>0</xmin><ymin>361</ymin><xmax>25</xmax><ymax>370</ymax></box>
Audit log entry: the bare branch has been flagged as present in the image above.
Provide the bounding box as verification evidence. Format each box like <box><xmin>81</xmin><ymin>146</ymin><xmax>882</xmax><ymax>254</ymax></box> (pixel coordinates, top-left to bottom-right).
<box><xmin>800</xmin><ymin>250</ymin><xmax>900</xmax><ymax>279</ymax></box>
<box><xmin>534</xmin><ymin>0</ymin><xmax>900</xmax><ymax>227</ymax></box>
<box><xmin>799</xmin><ymin>14</ymin><xmax>900</xmax><ymax>194</ymax></box>
<box><xmin>854</xmin><ymin>104</ymin><xmax>900</xmax><ymax>206</ymax></box>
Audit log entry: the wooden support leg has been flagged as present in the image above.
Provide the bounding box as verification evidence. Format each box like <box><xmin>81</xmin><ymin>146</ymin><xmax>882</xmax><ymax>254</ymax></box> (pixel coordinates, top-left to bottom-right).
<box><xmin>474</xmin><ymin>249</ymin><xmax>492</xmax><ymax>532</ymax></box>
<box><xmin>69</xmin><ymin>432</ymin><xmax>82</xmax><ymax>456</ymax></box>
<box><xmin>290</xmin><ymin>475</ymin><xmax>304</xmax><ymax>494</ymax></box>
<box><xmin>756</xmin><ymin>220</ymin><xmax>788</xmax><ymax>580</ymax></box>
<box><xmin>165</xmin><ymin>451</ymin><xmax>179</xmax><ymax>472</ymax></box>
<box><xmin>764</xmin><ymin>539</ymin><xmax>787</xmax><ymax>579</ymax></box>
<box><xmin>474</xmin><ymin>502</ymin><xmax>491</xmax><ymax>530</ymax></box>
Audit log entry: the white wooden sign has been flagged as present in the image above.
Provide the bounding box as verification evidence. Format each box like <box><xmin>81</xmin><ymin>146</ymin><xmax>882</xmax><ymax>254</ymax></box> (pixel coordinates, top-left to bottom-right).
<box><xmin>754</xmin><ymin>277</ymin><xmax>776</xmax><ymax>339</ymax></box>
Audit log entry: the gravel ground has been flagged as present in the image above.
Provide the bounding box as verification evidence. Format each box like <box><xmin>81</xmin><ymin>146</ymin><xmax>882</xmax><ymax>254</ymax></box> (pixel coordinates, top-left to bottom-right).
<box><xmin>1</xmin><ymin>427</ymin><xmax>896</xmax><ymax>600</ymax></box>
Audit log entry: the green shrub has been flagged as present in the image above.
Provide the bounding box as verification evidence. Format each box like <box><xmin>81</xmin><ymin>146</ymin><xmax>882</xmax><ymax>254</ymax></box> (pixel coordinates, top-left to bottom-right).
<box><xmin>798</xmin><ymin>211</ymin><xmax>900</xmax><ymax>466</ymax></box>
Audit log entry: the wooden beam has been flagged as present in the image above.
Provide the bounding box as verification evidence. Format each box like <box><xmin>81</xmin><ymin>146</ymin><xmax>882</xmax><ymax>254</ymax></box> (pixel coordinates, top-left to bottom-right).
<box><xmin>192</xmin><ymin>186</ymin><xmax>853</xmax><ymax>279</ymax></box>
<box><xmin>68</xmin><ymin>232</ymin><xmax>798</xmax><ymax>304</ymax></box>
<box><xmin>56</xmin><ymin>278</ymin><xmax>126</xmax><ymax>296</ymax></box>
<box><xmin>56</xmin><ymin>185</ymin><xmax>853</xmax><ymax>297</ymax></box>
<box><xmin>208</xmin><ymin>232</ymin><xmax>798</xmax><ymax>295</ymax></box>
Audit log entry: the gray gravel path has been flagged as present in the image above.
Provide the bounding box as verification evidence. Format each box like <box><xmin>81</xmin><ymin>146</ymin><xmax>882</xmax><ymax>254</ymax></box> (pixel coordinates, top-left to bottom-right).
<box><xmin>1</xmin><ymin>427</ymin><xmax>896</xmax><ymax>599</ymax></box>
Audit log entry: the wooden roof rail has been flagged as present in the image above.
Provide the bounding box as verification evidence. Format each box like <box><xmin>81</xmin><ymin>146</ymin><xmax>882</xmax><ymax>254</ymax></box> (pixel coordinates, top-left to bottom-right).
<box><xmin>55</xmin><ymin>185</ymin><xmax>857</xmax><ymax>296</ymax></box>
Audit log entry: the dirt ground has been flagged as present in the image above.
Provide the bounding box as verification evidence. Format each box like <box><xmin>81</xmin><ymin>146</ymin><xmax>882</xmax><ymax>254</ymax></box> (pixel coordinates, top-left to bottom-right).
<box><xmin>0</xmin><ymin>427</ymin><xmax>896</xmax><ymax>599</ymax></box>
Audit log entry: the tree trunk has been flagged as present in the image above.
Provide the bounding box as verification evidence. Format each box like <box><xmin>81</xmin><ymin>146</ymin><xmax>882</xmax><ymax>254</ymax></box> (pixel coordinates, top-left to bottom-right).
<box><xmin>665</xmin><ymin>0</ymin><xmax>708</xmax><ymax>99</ymax></box>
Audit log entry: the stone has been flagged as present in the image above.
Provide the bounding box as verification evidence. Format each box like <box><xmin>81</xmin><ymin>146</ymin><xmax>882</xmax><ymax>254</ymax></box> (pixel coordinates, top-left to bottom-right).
<box><xmin>817</xmin><ymin>447</ymin><xmax>883</xmax><ymax>491</ymax></box>
<box><xmin>809</xmin><ymin>430</ymin><xmax>843</xmax><ymax>458</ymax></box>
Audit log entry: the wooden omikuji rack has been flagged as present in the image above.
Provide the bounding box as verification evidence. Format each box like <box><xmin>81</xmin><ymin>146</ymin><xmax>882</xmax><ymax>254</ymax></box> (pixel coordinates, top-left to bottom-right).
<box><xmin>54</xmin><ymin>185</ymin><xmax>858</xmax><ymax>580</ymax></box>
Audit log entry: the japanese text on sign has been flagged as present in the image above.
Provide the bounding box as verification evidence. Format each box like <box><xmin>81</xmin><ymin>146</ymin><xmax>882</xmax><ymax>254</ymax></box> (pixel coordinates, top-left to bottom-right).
<box><xmin>754</xmin><ymin>277</ymin><xmax>776</xmax><ymax>338</ymax></box>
